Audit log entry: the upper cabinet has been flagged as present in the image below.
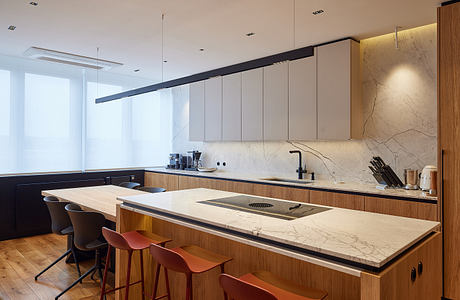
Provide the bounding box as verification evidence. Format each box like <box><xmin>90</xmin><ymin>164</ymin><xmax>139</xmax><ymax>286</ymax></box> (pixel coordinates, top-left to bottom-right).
<box><xmin>263</xmin><ymin>62</ymin><xmax>289</xmax><ymax>141</ymax></box>
<box><xmin>189</xmin><ymin>81</ymin><xmax>205</xmax><ymax>141</ymax></box>
<box><xmin>289</xmin><ymin>56</ymin><xmax>317</xmax><ymax>140</ymax></box>
<box><xmin>204</xmin><ymin>77</ymin><xmax>223</xmax><ymax>141</ymax></box>
<box><xmin>188</xmin><ymin>39</ymin><xmax>361</xmax><ymax>142</ymax></box>
<box><xmin>317</xmin><ymin>39</ymin><xmax>362</xmax><ymax>140</ymax></box>
<box><xmin>222</xmin><ymin>73</ymin><xmax>242</xmax><ymax>141</ymax></box>
<box><xmin>242</xmin><ymin>68</ymin><xmax>263</xmax><ymax>141</ymax></box>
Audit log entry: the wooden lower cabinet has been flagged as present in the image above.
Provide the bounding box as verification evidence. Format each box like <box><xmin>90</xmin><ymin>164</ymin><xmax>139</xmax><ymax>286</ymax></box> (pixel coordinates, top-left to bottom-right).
<box><xmin>310</xmin><ymin>190</ymin><xmax>365</xmax><ymax>210</ymax></box>
<box><xmin>364</xmin><ymin>196</ymin><xmax>438</xmax><ymax>221</ymax></box>
<box><xmin>178</xmin><ymin>176</ymin><xmax>309</xmax><ymax>203</ymax></box>
<box><xmin>144</xmin><ymin>172</ymin><xmax>179</xmax><ymax>191</ymax></box>
<box><xmin>360</xmin><ymin>233</ymin><xmax>442</xmax><ymax>300</ymax></box>
<box><xmin>147</xmin><ymin>172</ymin><xmax>437</xmax><ymax>221</ymax></box>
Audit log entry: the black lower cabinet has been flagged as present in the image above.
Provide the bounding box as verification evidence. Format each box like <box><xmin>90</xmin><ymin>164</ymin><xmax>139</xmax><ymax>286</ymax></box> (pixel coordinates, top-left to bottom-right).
<box><xmin>0</xmin><ymin>169</ymin><xmax>144</xmax><ymax>241</ymax></box>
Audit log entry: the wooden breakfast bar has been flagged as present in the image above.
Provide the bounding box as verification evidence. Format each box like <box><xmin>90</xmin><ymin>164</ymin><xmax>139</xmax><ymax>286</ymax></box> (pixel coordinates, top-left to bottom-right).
<box><xmin>116</xmin><ymin>188</ymin><xmax>442</xmax><ymax>300</ymax></box>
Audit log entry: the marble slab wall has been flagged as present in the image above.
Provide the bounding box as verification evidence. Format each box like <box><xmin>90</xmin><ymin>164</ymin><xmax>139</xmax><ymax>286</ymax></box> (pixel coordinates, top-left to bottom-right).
<box><xmin>171</xmin><ymin>24</ymin><xmax>437</xmax><ymax>183</ymax></box>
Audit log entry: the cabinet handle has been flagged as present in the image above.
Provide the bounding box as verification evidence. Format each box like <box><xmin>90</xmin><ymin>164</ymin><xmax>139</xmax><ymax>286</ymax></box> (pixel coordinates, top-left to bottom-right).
<box><xmin>418</xmin><ymin>261</ymin><xmax>423</xmax><ymax>275</ymax></box>
<box><xmin>411</xmin><ymin>267</ymin><xmax>417</xmax><ymax>282</ymax></box>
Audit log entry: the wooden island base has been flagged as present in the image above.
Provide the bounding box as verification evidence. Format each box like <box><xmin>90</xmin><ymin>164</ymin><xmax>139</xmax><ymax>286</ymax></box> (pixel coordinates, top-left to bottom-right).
<box><xmin>116</xmin><ymin>206</ymin><xmax>441</xmax><ymax>300</ymax></box>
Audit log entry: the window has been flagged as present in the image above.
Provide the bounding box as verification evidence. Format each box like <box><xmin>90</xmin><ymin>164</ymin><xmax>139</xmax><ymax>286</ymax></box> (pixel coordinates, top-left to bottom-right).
<box><xmin>85</xmin><ymin>82</ymin><xmax>124</xmax><ymax>169</ymax></box>
<box><xmin>0</xmin><ymin>70</ymin><xmax>11</xmax><ymax>173</ymax></box>
<box><xmin>0</xmin><ymin>70</ymin><xmax>10</xmax><ymax>136</ymax></box>
<box><xmin>0</xmin><ymin>54</ymin><xmax>171</xmax><ymax>174</ymax></box>
<box><xmin>22</xmin><ymin>73</ymin><xmax>81</xmax><ymax>173</ymax></box>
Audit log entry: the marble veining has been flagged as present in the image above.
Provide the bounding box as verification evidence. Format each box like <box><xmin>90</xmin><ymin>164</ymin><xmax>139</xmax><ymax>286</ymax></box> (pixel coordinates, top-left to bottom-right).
<box><xmin>119</xmin><ymin>188</ymin><xmax>439</xmax><ymax>268</ymax></box>
<box><xmin>170</xmin><ymin>24</ymin><xmax>437</xmax><ymax>184</ymax></box>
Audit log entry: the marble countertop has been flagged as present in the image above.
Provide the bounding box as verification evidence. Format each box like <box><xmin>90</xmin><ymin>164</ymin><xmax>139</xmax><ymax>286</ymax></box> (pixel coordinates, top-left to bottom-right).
<box><xmin>118</xmin><ymin>188</ymin><xmax>439</xmax><ymax>269</ymax></box>
<box><xmin>145</xmin><ymin>167</ymin><xmax>437</xmax><ymax>202</ymax></box>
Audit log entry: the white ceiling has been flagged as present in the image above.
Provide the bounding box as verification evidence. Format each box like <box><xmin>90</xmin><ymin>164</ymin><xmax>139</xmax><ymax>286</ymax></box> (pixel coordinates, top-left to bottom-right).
<box><xmin>0</xmin><ymin>0</ymin><xmax>440</xmax><ymax>83</ymax></box>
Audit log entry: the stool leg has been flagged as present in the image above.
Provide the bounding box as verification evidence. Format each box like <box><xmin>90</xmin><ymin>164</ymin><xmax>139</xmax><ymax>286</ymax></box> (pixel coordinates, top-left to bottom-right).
<box><xmin>125</xmin><ymin>250</ymin><xmax>133</xmax><ymax>300</ymax></box>
<box><xmin>100</xmin><ymin>245</ymin><xmax>112</xmax><ymax>300</ymax></box>
<box><xmin>185</xmin><ymin>274</ymin><xmax>193</xmax><ymax>300</ymax></box>
<box><xmin>220</xmin><ymin>264</ymin><xmax>228</xmax><ymax>300</ymax></box>
<box><xmin>152</xmin><ymin>263</ymin><xmax>161</xmax><ymax>300</ymax></box>
<box><xmin>140</xmin><ymin>249</ymin><xmax>145</xmax><ymax>300</ymax></box>
<box><xmin>164</xmin><ymin>267</ymin><xmax>171</xmax><ymax>300</ymax></box>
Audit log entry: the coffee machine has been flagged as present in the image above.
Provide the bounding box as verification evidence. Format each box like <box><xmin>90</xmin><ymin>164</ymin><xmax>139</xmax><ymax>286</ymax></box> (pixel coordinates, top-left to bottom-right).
<box><xmin>186</xmin><ymin>151</ymin><xmax>202</xmax><ymax>171</ymax></box>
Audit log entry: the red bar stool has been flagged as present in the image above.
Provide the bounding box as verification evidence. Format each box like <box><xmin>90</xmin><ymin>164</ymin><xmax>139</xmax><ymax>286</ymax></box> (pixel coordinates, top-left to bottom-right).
<box><xmin>100</xmin><ymin>227</ymin><xmax>172</xmax><ymax>300</ymax></box>
<box><xmin>219</xmin><ymin>271</ymin><xmax>328</xmax><ymax>300</ymax></box>
<box><xmin>149</xmin><ymin>243</ymin><xmax>232</xmax><ymax>300</ymax></box>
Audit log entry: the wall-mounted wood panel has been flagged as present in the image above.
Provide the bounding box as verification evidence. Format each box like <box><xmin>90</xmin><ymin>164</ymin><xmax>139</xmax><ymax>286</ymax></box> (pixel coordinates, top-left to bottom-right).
<box><xmin>438</xmin><ymin>2</ymin><xmax>460</xmax><ymax>298</ymax></box>
<box><xmin>310</xmin><ymin>190</ymin><xmax>364</xmax><ymax>210</ymax></box>
<box><xmin>364</xmin><ymin>196</ymin><xmax>438</xmax><ymax>221</ymax></box>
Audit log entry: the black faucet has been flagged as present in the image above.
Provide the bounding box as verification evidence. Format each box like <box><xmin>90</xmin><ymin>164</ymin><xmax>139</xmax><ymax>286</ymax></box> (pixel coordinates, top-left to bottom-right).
<box><xmin>289</xmin><ymin>150</ymin><xmax>307</xmax><ymax>179</ymax></box>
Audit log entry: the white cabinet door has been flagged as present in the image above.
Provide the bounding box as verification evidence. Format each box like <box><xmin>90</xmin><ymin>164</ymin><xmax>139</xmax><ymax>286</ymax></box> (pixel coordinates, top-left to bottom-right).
<box><xmin>263</xmin><ymin>62</ymin><xmax>289</xmax><ymax>141</ymax></box>
<box><xmin>189</xmin><ymin>81</ymin><xmax>205</xmax><ymax>141</ymax></box>
<box><xmin>242</xmin><ymin>68</ymin><xmax>263</xmax><ymax>141</ymax></box>
<box><xmin>222</xmin><ymin>73</ymin><xmax>242</xmax><ymax>141</ymax></box>
<box><xmin>317</xmin><ymin>39</ymin><xmax>351</xmax><ymax>140</ymax></box>
<box><xmin>204</xmin><ymin>76</ymin><xmax>222</xmax><ymax>141</ymax></box>
<box><xmin>289</xmin><ymin>56</ymin><xmax>317</xmax><ymax>140</ymax></box>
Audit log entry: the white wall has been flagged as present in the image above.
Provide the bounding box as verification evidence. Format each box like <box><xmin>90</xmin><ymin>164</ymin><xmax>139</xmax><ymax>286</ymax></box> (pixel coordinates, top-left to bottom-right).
<box><xmin>171</xmin><ymin>24</ymin><xmax>437</xmax><ymax>183</ymax></box>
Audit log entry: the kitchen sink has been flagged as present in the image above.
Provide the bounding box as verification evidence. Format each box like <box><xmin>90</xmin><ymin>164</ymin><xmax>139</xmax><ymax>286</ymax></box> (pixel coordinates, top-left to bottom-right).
<box><xmin>199</xmin><ymin>195</ymin><xmax>330</xmax><ymax>220</ymax></box>
<box><xmin>260</xmin><ymin>177</ymin><xmax>313</xmax><ymax>184</ymax></box>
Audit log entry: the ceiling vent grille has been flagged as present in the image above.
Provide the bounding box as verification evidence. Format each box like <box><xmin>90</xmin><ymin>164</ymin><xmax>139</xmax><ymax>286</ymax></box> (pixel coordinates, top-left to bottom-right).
<box><xmin>23</xmin><ymin>47</ymin><xmax>123</xmax><ymax>70</ymax></box>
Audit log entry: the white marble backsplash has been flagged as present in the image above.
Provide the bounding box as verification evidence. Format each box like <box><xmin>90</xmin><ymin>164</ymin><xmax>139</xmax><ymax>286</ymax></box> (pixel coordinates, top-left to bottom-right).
<box><xmin>171</xmin><ymin>24</ymin><xmax>437</xmax><ymax>184</ymax></box>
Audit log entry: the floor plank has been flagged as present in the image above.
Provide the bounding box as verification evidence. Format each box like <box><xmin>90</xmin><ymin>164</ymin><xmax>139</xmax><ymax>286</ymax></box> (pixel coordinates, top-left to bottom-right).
<box><xmin>0</xmin><ymin>234</ymin><xmax>115</xmax><ymax>300</ymax></box>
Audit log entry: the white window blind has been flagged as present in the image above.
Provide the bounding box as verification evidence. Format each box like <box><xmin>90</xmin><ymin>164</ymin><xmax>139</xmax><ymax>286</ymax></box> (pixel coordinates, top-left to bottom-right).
<box><xmin>0</xmin><ymin>70</ymin><xmax>11</xmax><ymax>172</ymax></box>
<box><xmin>0</xmin><ymin>54</ymin><xmax>172</xmax><ymax>174</ymax></box>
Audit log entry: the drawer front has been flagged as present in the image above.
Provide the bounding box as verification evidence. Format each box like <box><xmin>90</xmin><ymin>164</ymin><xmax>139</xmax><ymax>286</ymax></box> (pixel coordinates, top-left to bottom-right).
<box><xmin>364</xmin><ymin>196</ymin><xmax>438</xmax><ymax>221</ymax></box>
<box><xmin>310</xmin><ymin>190</ymin><xmax>364</xmax><ymax>210</ymax></box>
<box><xmin>144</xmin><ymin>172</ymin><xmax>179</xmax><ymax>191</ymax></box>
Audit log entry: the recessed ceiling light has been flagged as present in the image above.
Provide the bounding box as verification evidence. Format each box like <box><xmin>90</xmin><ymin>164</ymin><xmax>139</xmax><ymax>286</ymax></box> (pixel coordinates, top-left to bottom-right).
<box><xmin>134</xmin><ymin>69</ymin><xmax>140</xmax><ymax>72</ymax></box>
<box><xmin>246</xmin><ymin>32</ymin><xmax>255</xmax><ymax>37</ymax></box>
<box><xmin>312</xmin><ymin>9</ymin><xmax>325</xmax><ymax>15</ymax></box>
<box><xmin>163</xmin><ymin>60</ymin><xmax>167</xmax><ymax>63</ymax></box>
<box><xmin>8</xmin><ymin>25</ymin><xmax>16</xmax><ymax>31</ymax></box>
<box><xmin>199</xmin><ymin>48</ymin><xmax>204</xmax><ymax>52</ymax></box>
<box><xmin>29</xmin><ymin>2</ymin><xmax>38</xmax><ymax>6</ymax></box>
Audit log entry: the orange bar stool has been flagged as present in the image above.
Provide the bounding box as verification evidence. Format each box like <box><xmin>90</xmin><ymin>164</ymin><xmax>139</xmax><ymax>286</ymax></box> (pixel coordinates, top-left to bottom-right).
<box><xmin>219</xmin><ymin>271</ymin><xmax>328</xmax><ymax>300</ymax></box>
<box><xmin>100</xmin><ymin>227</ymin><xmax>172</xmax><ymax>300</ymax></box>
<box><xmin>149</xmin><ymin>243</ymin><xmax>232</xmax><ymax>300</ymax></box>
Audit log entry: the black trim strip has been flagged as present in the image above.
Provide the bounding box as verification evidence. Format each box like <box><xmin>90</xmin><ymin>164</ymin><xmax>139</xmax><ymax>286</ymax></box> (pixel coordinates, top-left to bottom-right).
<box><xmin>96</xmin><ymin>46</ymin><xmax>314</xmax><ymax>103</ymax></box>
<box><xmin>123</xmin><ymin>202</ymin><xmax>434</xmax><ymax>273</ymax></box>
<box><xmin>145</xmin><ymin>170</ymin><xmax>438</xmax><ymax>204</ymax></box>
<box><xmin>442</xmin><ymin>0</ymin><xmax>460</xmax><ymax>6</ymax></box>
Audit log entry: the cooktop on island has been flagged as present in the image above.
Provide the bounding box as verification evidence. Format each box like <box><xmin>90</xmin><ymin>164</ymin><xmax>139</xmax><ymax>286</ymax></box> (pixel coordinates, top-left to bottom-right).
<box><xmin>199</xmin><ymin>195</ymin><xmax>330</xmax><ymax>220</ymax></box>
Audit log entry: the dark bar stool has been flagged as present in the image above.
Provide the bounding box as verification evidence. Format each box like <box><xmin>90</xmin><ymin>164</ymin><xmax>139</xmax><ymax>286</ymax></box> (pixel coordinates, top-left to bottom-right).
<box><xmin>119</xmin><ymin>182</ymin><xmax>141</xmax><ymax>189</ymax></box>
<box><xmin>219</xmin><ymin>271</ymin><xmax>328</xmax><ymax>300</ymax></box>
<box><xmin>136</xmin><ymin>186</ymin><xmax>166</xmax><ymax>193</ymax></box>
<box><xmin>149</xmin><ymin>243</ymin><xmax>232</xmax><ymax>300</ymax></box>
<box><xmin>54</xmin><ymin>204</ymin><xmax>108</xmax><ymax>300</ymax></box>
<box><xmin>100</xmin><ymin>227</ymin><xmax>172</xmax><ymax>300</ymax></box>
<box><xmin>35</xmin><ymin>196</ymin><xmax>81</xmax><ymax>281</ymax></box>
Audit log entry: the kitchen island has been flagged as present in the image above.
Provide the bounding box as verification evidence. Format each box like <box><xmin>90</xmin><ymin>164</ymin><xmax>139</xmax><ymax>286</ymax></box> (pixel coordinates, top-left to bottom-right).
<box><xmin>116</xmin><ymin>188</ymin><xmax>441</xmax><ymax>300</ymax></box>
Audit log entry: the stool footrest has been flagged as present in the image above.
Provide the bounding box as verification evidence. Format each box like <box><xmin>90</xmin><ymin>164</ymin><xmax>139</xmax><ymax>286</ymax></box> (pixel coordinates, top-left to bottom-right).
<box><xmin>102</xmin><ymin>279</ymin><xmax>142</xmax><ymax>295</ymax></box>
<box><xmin>153</xmin><ymin>294</ymin><xmax>170</xmax><ymax>300</ymax></box>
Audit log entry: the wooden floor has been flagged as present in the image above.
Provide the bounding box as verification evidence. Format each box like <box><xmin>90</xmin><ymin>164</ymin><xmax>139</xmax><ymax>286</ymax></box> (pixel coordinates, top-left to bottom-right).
<box><xmin>0</xmin><ymin>234</ymin><xmax>114</xmax><ymax>300</ymax></box>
